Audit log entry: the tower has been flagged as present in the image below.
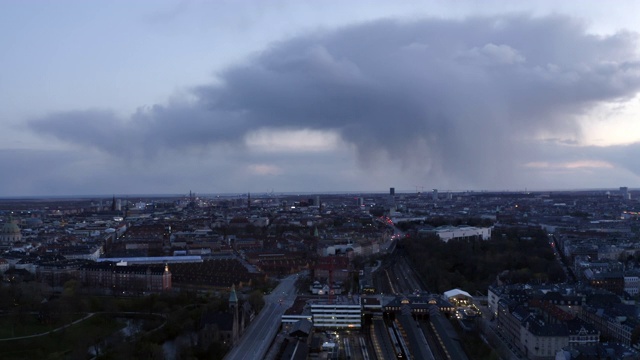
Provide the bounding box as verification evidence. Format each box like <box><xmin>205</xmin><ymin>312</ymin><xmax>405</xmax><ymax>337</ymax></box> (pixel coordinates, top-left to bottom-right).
<box><xmin>162</xmin><ymin>263</ymin><xmax>172</xmax><ymax>291</ymax></box>
<box><xmin>620</xmin><ymin>187</ymin><xmax>630</xmax><ymax>201</ymax></box>
<box><xmin>388</xmin><ymin>187</ymin><xmax>396</xmax><ymax>212</ymax></box>
<box><xmin>328</xmin><ymin>256</ymin><xmax>335</xmax><ymax>304</ymax></box>
<box><xmin>229</xmin><ymin>284</ymin><xmax>239</xmax><ymax>344</ymax></box>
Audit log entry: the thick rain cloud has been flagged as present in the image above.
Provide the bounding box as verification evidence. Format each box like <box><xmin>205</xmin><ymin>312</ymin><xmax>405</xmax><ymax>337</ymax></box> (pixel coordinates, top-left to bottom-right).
<box><xmin>28</xmin><ymin>15</ymin><xmax>640</xmax><ymax>187</ymax></box>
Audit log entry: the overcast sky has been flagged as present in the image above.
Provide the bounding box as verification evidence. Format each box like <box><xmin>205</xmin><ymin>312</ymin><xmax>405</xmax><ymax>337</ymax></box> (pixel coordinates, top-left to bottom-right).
<box><xmin>2</xmin><ymin>0</ymin><xmax>640</xmax><ymax>197</ymax></box>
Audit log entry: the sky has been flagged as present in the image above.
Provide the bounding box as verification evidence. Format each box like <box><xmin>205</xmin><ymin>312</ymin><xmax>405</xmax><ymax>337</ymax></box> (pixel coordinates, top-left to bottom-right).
<box><xmin>2</xmin><ymin>0</ymin><xmax>640</xmax><ymax>197</ymax></box>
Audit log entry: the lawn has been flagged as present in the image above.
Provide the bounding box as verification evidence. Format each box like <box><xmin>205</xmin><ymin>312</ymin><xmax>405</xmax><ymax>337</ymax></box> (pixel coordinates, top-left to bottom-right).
<box><xmin>0</xmin><ymin>314</ymin><xmax>58</xmax><ymax>339</ymax></box>
<box><xmin>0</xmin><ymin>312</ymin><xmax>88</xmax><ymax>339</ymax></box>
<box><xmin>0</xmin><ymin>314</ymin><xmax>123</xmax><ymax>360</ymax></box>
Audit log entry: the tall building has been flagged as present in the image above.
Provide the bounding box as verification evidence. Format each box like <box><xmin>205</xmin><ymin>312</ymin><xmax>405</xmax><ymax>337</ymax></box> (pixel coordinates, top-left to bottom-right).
<box><xmin>388</xmin><ymin>187</ymin><xmax>396</xmax><ymax>212</ymax></box>
<box><xmin>620</xmin><ymin>186</ymin><xmax>630</xmax><ymax>200</ymax></box>
<box><xmin>432</xmin><ymin>189</ymin><xmax>438</xmax><ymax>201</ymax></box>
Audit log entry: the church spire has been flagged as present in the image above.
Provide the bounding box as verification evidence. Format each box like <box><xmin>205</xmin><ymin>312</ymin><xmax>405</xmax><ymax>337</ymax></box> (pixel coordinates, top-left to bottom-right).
<box><xmin>162</xmin><ymin>263</ymin><xmax>172</xmax><ymax>291</ymax></box>
<box><xmin>229</xmin><ymin>283</ymin><xmax>240</xmax><ymax>344</ymax></box>
<box><xmin>229</xmin><ymin>284</ymin><xmax>238</xmax><ymax>304</ymax></box>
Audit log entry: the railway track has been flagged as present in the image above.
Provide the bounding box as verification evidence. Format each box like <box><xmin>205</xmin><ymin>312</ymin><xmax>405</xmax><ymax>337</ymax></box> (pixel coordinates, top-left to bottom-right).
<box><xmin>374</xmin><ymin>251</ymin><xmax>428</xmax><ymax>295</ymax></box>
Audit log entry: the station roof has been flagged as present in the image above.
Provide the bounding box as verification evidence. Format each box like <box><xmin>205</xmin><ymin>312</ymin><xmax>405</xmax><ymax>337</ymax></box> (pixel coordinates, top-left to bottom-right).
<box><xmin>443</xmin><ymin>288</ymin><xmax>472</xmax><ymax>299</ymax></box>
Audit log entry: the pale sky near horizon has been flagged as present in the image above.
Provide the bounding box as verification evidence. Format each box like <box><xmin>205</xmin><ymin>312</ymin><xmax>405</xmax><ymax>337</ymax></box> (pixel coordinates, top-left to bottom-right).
<box><xmin>2</xmin><ymin>0</ymin><xmax>640</xmax><ymax>196</ymax></box>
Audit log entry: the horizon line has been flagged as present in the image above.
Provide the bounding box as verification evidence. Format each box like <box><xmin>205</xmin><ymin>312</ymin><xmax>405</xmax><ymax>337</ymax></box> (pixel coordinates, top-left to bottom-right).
<box><xmin>0</xmin><ymin>187</ymin><xmax>635</xmax><ymax>200</ymax></box>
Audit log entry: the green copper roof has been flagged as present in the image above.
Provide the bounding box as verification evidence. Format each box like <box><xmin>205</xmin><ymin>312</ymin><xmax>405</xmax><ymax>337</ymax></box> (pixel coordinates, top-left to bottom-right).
<box><xmin>229</xmin><ymin>284</ymin><xmax>238</xmax><ymax>303</ymax></box>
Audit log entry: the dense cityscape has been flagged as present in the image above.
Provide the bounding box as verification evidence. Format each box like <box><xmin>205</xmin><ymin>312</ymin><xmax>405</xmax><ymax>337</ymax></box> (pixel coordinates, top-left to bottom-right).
<box><xmin>1</xmin><ymin>188</ymin><xmax>640</xmax><ymax>359</ymax></box>
<box><xmin>4</xmin><ymin>1</ymin><xmax>640</xmax><ymax>360</ymax></box>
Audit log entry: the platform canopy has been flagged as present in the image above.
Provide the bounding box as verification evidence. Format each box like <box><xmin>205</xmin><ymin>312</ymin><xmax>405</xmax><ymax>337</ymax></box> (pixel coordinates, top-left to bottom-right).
<box><xmin>443</xmin><ymin>288</ymin><xmax>472</xmax><ymax>300</ymax></box>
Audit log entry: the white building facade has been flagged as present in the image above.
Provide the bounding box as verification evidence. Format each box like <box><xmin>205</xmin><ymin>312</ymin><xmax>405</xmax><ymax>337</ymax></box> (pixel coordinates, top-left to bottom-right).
<box><xmin>435</xmin><ymin>225</ymin><xmax>492</xmax><ymax>242</ymax></box>
<box><xmin>311</xmin><ymin>297</ymin><xmax>362</xmax><ymax>329</ymax></box>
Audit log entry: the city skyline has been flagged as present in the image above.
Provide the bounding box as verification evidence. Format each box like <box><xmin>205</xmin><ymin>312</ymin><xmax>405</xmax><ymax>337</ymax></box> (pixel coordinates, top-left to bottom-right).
<box><xmin>2</xmin><ymin>1</ymin><xmax>640</xmax><ymax>197</ymax></box>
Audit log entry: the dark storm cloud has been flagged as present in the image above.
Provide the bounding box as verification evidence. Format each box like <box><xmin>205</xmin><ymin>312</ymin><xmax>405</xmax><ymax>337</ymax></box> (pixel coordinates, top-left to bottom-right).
<box><xmin>28</xmin><ymin>15</ymin><xmax>640</xmax><ymax>186</ymax></box>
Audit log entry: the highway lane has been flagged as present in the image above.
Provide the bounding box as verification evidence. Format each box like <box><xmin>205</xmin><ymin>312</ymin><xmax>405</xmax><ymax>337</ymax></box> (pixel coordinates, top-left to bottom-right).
<box><xmin>224</xmin><ymin>274</ymin><xmax>299</xmax><ymax>360</ymax></box>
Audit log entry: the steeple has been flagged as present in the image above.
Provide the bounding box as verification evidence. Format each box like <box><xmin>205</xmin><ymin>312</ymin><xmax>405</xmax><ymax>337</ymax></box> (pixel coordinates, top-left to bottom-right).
<box><xmin>162</xmin><ymin>263</ymin><xmax>172</xmax><ymax>291</ymax></box>
<box><xmin>229</xmin><ymin>284</ymin><xmax>238</xmax><ymax>305</ymax></box>
<box><xmin>229</xmin><ymin>284</ymin><xmax>239</xmax><ymax>344</ymax></box>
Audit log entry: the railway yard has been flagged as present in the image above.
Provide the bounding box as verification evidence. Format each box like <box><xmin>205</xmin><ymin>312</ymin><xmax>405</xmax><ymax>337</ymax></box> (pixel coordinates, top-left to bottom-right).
<box><xmin>322</xmin><ymin>248</ymin><xmax>470</xmax><ymax>360</ymax></box>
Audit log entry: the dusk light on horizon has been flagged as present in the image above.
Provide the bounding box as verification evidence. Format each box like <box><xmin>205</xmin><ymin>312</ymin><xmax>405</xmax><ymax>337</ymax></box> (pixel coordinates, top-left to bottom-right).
<box><xmin>2</xmin><ymin>0</ymin><xmax>640</xmax><ymax>196</ymax></box>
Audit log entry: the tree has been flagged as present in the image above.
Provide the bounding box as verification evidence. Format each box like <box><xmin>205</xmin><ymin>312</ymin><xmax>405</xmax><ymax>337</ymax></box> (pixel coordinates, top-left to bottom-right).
<box><xmin>247</xmin><ymin>290</ymin><xmax>265</xmax><ymax>313</ymax></box>
<box><xmin>402</xmin><ymin>225</ymin><xmax>564</xmax><ymax>293</ymax></box>
<box><xmin>135</xmin><ymin>340</ymin><xmax>165</xmax><ymax>359</ymax></box>
<box><xmin>62</xmin><ymin>279</ymin><xmax>80</xmax><ymax>298</ymax></box>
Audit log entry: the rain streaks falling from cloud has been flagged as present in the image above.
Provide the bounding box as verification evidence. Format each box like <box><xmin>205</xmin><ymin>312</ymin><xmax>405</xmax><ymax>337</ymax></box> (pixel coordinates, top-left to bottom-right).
<box><xmin>28</xmin><ymin>15</ymin><xmax>640</xmax><ymax>190</ymax></box>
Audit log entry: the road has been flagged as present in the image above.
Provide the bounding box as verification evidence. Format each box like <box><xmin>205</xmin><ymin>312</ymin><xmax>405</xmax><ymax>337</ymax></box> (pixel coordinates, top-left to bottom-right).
<box><xmin>549</xmin><ymin>234</ymin><xmax>576</xmax><ymax>282</ymax></box>
<box><xmin>224</xmin><ymin>273</ymin><xmax>299</xmax><ymax>360</ymax></box>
